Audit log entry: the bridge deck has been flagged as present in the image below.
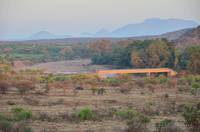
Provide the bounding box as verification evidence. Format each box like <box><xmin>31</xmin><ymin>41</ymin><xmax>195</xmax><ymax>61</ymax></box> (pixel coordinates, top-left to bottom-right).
<box><xmin>97</xmin><ymin>68</ymin><xmax>177</xmax><ymax>77</ymax></box>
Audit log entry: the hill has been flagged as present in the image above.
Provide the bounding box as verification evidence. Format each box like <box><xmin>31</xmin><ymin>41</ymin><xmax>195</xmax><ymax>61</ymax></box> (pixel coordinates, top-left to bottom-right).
<box><xmin>111</xmin><ymin>18</ymin><xmax>198</xmax><ymax>37</ymax></box>
<box><xmin>175</xmin><ymin>26</ymin><xmax>200</xmax><ymax>48</ymax></box>
<box><xmin>30</xmin><ymin>31</ymin><xmax>56</xmax><ymax>40</ymax></box>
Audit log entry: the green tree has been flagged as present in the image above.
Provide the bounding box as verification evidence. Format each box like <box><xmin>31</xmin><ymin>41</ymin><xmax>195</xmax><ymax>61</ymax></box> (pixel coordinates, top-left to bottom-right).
<box><xmin>131</xmin><ymin>39</ymin><xmax>175</xmax><ymax>68</ymax></box>
<box><xmin>180</xmin><ymin>46</ymin><xmax>200</xmax><ymax>73</ymax></box>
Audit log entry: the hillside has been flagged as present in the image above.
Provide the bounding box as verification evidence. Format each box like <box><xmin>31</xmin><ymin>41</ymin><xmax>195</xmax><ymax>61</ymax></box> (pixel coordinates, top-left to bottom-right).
<box><xmin>175</xmin><ymin>25</ymin><xmax>200</xmax><ymax>48</ymax></box>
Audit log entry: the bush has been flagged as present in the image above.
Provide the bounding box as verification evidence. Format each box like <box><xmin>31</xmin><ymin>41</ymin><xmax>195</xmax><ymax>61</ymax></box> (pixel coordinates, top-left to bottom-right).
<box><xmin>0</xmin><ymin>113</ymin><xmax>13</xmax><ymax>131</ymax></box>
<box><xmin>91</xmin><ymin>87</ymin><xmax>98</xmax><ymax>95</ymax></box>
<box><xmin>103</xmin><ymin>78</ymin><xmax>120</xmax><ymax>86</ymax></box>
<box><xmin>126</xmin><ymin>113</ymin><xmax>150</xmax><ymax>132</ymax></box>
<box><xmin>182</xmin><ymin>105</ymin><xmax>200</xmax><ymax>130</ymax></box>
<box><xmin>157</xmin><ymin>75</ymin><xmax>169</xmax><ymax>84</ymax></box>
<box><xmin>155</xmin><ymin>119</ymin><xmax>174</xmax><ymax>132</ymax></box>
<box><xmin>77</xmin><ymin>108</ymin><xmax>94</xmax><ymax>121</ymax></box>
<box><xmin>191</xmin><ymin>83</ymin><xmax>200</xmax><ymax>95</ymax></box>
<box><xmin>192</xmin><ymin>83</ymin><xmax>200</xmax><ymax>89</ymax></box>
<box><xmin>0</xmin><ymin>81</ymin><xmax>9</xmax><ymax>94</ymax></box>
<box><xmin>115</xmin><ymin>109</ymin><xmax>137</xmax><ymax>120</ymax></box>
<box><xmin>144</xmin><ymin>78</ymin><xmax>157</xmax><ymax>85</ymax></box>
<box><xmin>12</xmin><ymin>107</ymin><xmax>32</xmax><ymax>121</ymax></box>
<box><xmin>0</xmin><ymin>120</ymin><xmax>13</xmax><ymax>132</ymax></box>
<box><xmin>0</xmin><ymin>113</ymin><xmax>9</xmax><ymax>121</ymax></box>
<box><xmin>7</xmin><ymin>101</ymin><xmax>16</xmax><ymax>105</ymax></box>
<box><xmin>13</xmin><ymin>121</ymin><xmax>33</xmax><ymax>132</ymax></box>
<box><xmin>97</xmin><ymin>88</ymin><xmax>106</xmax><ymax>95</ymax></box>
<box><xmin>156</xmin><ymin>119</ymin><xmax>183</xmax><ymax>132</ymax></box>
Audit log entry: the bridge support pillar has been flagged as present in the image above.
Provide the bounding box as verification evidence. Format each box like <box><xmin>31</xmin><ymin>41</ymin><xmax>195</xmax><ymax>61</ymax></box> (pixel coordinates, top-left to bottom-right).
<box><xmin>147</xmin><ymin>72</ymin><xmax>151</xmax><ymax>78</ymax></box>
<box><xmin>167</xmin><ymin>72</ymin><xmax>171</xmax><ymax>77</ymax></box>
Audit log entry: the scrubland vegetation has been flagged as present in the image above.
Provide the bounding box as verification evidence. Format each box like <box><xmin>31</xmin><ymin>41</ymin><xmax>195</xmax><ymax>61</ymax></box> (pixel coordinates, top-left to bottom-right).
<box><xmin>0</xmin><ymin>59</ymin><xmax>200</xmax><ymax>131</ymax></box>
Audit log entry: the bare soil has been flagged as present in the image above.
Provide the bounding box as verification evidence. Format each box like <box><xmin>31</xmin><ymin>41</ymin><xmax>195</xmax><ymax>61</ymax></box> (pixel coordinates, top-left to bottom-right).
<box><xmin>22</xmin><ymin>59</ymin><xmax>117</xmax><ymax>74</ymax></box>
<box><xmin>0</xmin><ymin>84</ymin><xmax>199</xmax><ymax>132</ymax></box>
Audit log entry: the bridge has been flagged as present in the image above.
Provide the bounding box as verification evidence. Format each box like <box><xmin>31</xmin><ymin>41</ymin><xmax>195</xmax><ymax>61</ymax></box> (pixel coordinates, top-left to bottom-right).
<box><xmin>96</xmin><ymin>68</ymin><xmax>177</xmax><ymax>78</ymax></box>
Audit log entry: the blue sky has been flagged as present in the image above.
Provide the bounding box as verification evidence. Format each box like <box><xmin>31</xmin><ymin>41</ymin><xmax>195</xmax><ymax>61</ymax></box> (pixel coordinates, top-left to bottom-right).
<box><xmin>0</xmin><ymin>0</ymin><xmax>199</xmax><ymax>39</ymax></box>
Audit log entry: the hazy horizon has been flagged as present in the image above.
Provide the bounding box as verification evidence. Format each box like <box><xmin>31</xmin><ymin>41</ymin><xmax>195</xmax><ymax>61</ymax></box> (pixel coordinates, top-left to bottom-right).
<box><xmin>0</xmin><ymin>0</ymin><xmax>200</xmax><ymax>40</ymax></box>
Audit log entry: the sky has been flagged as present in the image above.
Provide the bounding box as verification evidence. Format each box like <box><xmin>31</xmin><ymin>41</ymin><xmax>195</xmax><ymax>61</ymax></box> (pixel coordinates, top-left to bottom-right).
<box><xmin>0</xmin><ymin>0</ymin><xmax>200</xmax><ymax>39</ymax></box>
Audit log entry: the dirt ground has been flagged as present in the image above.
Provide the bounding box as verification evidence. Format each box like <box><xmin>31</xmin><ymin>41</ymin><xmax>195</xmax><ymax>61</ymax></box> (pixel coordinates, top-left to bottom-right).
<box><xmin>0</xmin><ymin>84</ymin><xmax>199</xmax><ymax>132</ymax></box>
<box><xmin>22</xmin><ymin>59</ymin><xmax>117</xmax><ymax>74</ymax></box>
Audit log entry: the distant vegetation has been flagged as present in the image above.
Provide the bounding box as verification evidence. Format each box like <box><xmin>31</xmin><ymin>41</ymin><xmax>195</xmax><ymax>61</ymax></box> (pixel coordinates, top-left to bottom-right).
<box><xmin>91</xmin><ymin>39</ymin><xmax>200</xmax><ymax>74</ymax></box>
<box><xmin>0</xmin><ymin>43</ymin><xmax>93</xmax><ymax>63</ymax></box>
<box><xmin>0</xmin><ymin>38</ymin><xmax>200</xmax><ymax>73</ymax></box>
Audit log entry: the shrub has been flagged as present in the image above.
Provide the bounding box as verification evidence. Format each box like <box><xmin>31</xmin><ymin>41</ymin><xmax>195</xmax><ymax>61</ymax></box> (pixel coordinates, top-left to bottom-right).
<box><xmin>182</xmin><ymin>105</ymin><xmax>200</xmax><ymax>130</ymax></box>
<box><xmin>155</xmin><ymin>119</ymin><xmax>174</xmax><ymax>132</ymax></box>
<box><xmin>14</xmin><ymin>121</ymin><xmax>33</xmax><ymax>132</ymax></box>
<box><xmin>103</xmin><ymin>78</ymin><xmax>120</xmax><ymax>86</ymax></box>
<box><xmin>7</xmin><ymin>101</ymin><xmax>15</xmax><ymax>105</ymax></box>
<box><xmin>0</xmin><ymin>80</ymin><xmax>9</xmax><ymax>94</ymax></box>
<box><xmin>0</xmin><ymin>120</ymin><xmax>13</xmax><ymax>132</ymax></box>
<box><xmin>155</xmin><ymin>119</ymin><xmax>183</xmax><ymax>132</ymax></box>
<box><xmin>126</xmin><ymin>113</ymin><xmax>150</xmax><ymax>132</ymax></box>
<box><xmin>23</xmin><ymin>97</ymin><xmax>39</xmax><ymax>105</ymax></box>
<box><xmin>97</xmin><ymin>88</ymin><xmax>106</xmax><ymax>95</ymax></box>
<box><xmin>0</xmin><ymin>114</ymin><xmax>9</xmax><ymax>121</ymax></box>
<box><xmin>17</xmin><ymin>87</ymin><xmax>29</xmax><ymax>96</ymax></box>
<box><xmin>191</xmin><ymin>83</ymin><xmax>200</xmax><ymax>89</ymax></box>
<box><xmin>38</xmin><ymin>112</ymin><xmax>52</xmax><ymax>122</ymax></box>
<box><xmin>12</xmin><ymin>107</ymin><xmax>24</xmax><ymax>113</ymax></box>
<box><xmin>117</xmin><ymin>74</ymin><xmax>132</xmax><ymax>83</ymax></box>
<box><xmin>135</xmin><ymin>80</ymin><xmax>145</xmax><ymax>87</ymax></box>
<box><xmin>119</xmin><ymin>88</ymin><xmax>131</xmax><ymax>94</ymax></box>
<box><xmin>0</xmin><ymin>113</ymin><xmax>13</xmax><ymax>132</ymax></box>
<box><xmin>12</xmin><ymin>107</ymin><xmax>32</xmax><ymax>121</ymax></box>
<box><xmin>197</xmin><ymin>102</ymin><xmax>200</xmax><ymax>110</ymax></box>
<box><xmin>59</xmin><ymin>112</ymin><xmax>79</xmax><ymax>123</ymax></box>
<box><xmin>77</xmin><ymin>108</ymin><xmax>94</xmax><ymax>121</ymax></box>
<box><xmin>38</xmin><ymin>112</ymin><xmax>60</xmax><ymax>122</ymax></box>
<box><xmin>14</xmin><ymin>80</ymin><xmax>35</xmax><ymax>96</ymax></box>
<box><xmin>142</xmin><ymin>102</ymin><xmax>158</xmax><ymax>116</ymax></box>
<box><xmin>157</xmin><ymin>75</ymin><xmax>168</xmax><ymax>84</ymax></box>
<box><xmin>144</xmin><ymin>77</ymin><xmax>157</xmax><ymax>85</ymax></box>
<box><xmin>191</xmin><ymin>83</ymin><xmax>200</xmax><ymax>95</ymax></box>
<box><xmin>190</xmin><ymin>83</ymin><xmax>200</xmax><ymax>95</ymax></box>
<box><xmin>91</xmin><ymin>87</ymin><xmax>98</xmax><ymax>95</ymax></box>
<box><xmin>115</xmin><ymin>109</ymin><xmax>137</xmax><ymax>120</ymax></box>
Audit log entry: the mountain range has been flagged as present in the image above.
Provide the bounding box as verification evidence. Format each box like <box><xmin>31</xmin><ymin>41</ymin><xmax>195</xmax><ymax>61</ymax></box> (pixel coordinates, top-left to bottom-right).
<box><xmin>1</xmin><ymin>25</ymin><xmax>200</xmax><ymax>49</ymax></box>
<box><xmin>30</xmin><ymin>18</ymin><xmax>198</xmax><ymax>40</ymax></box>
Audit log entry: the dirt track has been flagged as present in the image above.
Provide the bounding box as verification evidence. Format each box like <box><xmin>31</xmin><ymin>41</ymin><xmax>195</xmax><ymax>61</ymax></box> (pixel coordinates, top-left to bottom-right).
<box><xmin>23</xmin><ymin>59</ymin><xmax>116</xmax><ymax>74</ymax></box>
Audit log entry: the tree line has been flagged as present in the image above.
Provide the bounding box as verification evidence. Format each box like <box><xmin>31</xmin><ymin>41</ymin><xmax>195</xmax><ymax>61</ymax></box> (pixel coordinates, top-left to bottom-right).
<box><xmin>91</xmin><ymin>39</ymin><xmax>200</xmax><ymax>74</ymax></box>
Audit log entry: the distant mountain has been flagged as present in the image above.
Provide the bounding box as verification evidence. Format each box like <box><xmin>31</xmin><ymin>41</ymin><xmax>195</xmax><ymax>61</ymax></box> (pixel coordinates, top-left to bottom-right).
<box><xmin>79</xmin><ymin>32</ymin><xmax>94</xmax><ymax>37</ymax></box>
<box><xmin>30</xmin><ymin>31</ymin><xmax>56</xmax><ymax>40</ymax></box>
<box><xmin>111</xmin><ymin>18</ymin><xmax>198</xmax><ymax>37</ymax></box>
<box><xmin>94</xmin><ymin>29</ymin><xmax>111</xmax><ymax>37</ymax></box>
<box><xmin>30</xmin><ymin>31</ymin><xmax>71</xmax><ymax>40</ymax></box>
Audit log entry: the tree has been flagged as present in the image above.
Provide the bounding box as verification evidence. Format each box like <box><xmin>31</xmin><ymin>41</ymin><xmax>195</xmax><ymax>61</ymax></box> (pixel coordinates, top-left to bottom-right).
<box><xmin>180</xmin><ymin>46</ymin><xmax>200</xmax><ymax>73</ymax></box>
<box><xmin>89</xmin><ymin>40</ymin><xmax>112</xmax><ymax>54</ymax></box>
<box><xmin>131</xmin><ymin>39</ymin><xmax>175</xmax><ymax>68</ymax></box>
<box><xmin>40</xmin><ymin>74</ymin><xmax>54</xmax><ymax>93</ymax></box>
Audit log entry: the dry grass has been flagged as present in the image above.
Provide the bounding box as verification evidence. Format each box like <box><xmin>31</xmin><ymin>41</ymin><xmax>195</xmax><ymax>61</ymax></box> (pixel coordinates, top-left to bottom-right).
<box><xmin>0</xmin><ymin>81</ymin><xmax>199</xmax><ymax>132</ymax></box>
